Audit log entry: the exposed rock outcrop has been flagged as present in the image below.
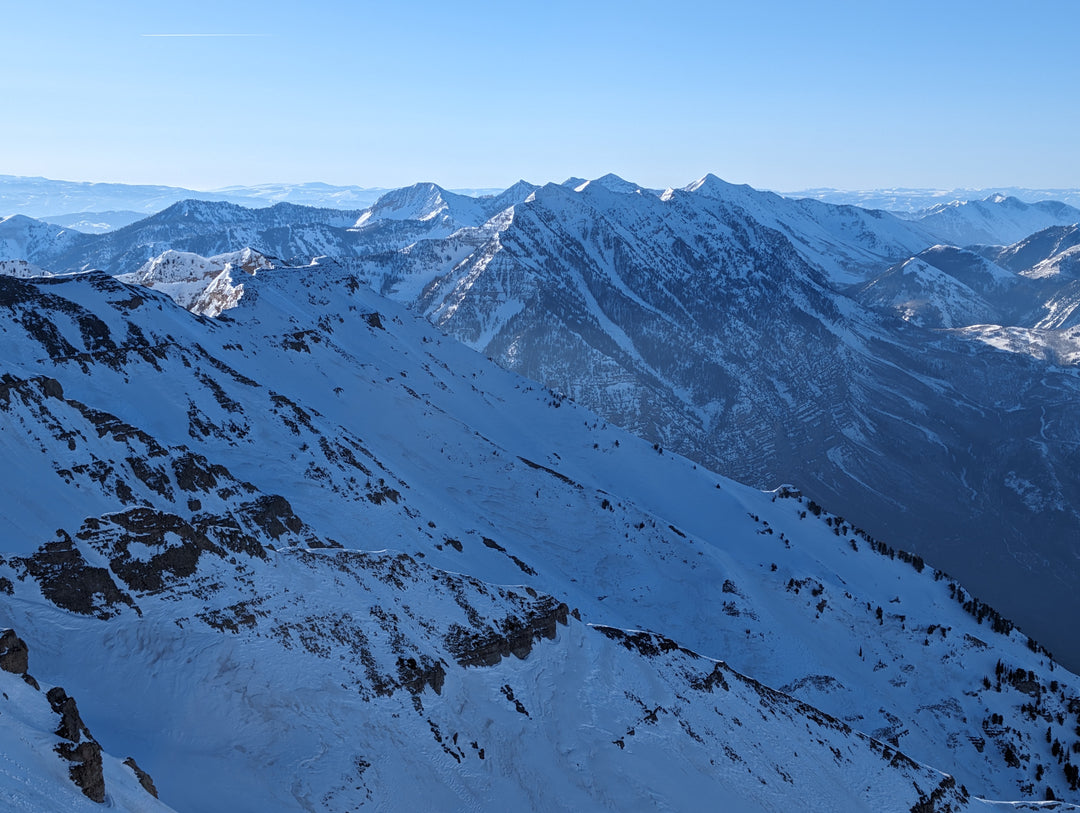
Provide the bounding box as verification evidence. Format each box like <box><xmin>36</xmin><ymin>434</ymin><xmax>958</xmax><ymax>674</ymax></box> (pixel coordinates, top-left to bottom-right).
<box><xmin>47</xmin><ymin>686</ymin><xmax>105</xmax><ymax>803</ymax></box>
<box><xmin>445</xmin><ymin>598</ymin><xmax>569</xmax><ymax>667</ymax></box>
<box><xmin>0</xmin><ymin>628</ymin><xmax>29</xmax><ymax>674</ymax></box>
<box><xmin>17</xmin><ymin>533</ymin><xmax>138</xmax><ymax>618</ymax></box>
<box><xmin>124</xmin><ymin>757</ymin><xmax>160</xmax><ymax>798</ymax></box>
<box><xmin>396</xmin><ymin>655</ymin><xmax>446</xmax><ymax>695</ymax></box>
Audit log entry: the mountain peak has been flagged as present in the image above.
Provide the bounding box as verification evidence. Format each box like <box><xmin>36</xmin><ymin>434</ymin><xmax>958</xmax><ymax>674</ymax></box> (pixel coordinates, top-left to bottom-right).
<box><xmin>982</xmin><ymin>193</ymin><xmax>1024</xmax><ymax>208</ymax></box>
<box><xmin>485</xmin><ymin>180</ymin><xmax>539</xmax><ymax>211</ymax></box>
<box><xmin>572</xmin><ymin>174</ymin><xmax>657</xmax><ymax>196</ymax></box>
<box><xmin>157</xmin><ymin>198</ymin><xmax>249</xmax><ymax>222</ymax></box>
<box><xmin>360</xmin><ymin>183</ymin><xmax>452</xmax><ymax>224</ymax></box>
<box><xmin>683</xmin><ymin>173</ymin><xmax>750</xmax><ymax>196</ymax></box>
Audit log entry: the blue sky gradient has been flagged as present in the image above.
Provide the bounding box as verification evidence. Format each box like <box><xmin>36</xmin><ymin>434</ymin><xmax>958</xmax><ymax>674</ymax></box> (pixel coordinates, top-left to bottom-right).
<box><xmin>2</xmin><ymin>1</ymin><xmax>1077</xmax><ymax>191</ymax></box>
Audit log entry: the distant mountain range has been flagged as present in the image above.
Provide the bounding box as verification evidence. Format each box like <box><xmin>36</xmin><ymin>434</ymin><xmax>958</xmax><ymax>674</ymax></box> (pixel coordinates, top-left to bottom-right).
<box><xmin>0</xmin><ymin>174</ymin><xmax>503</xmax><ymax>223</ymax></box>
<box><xmin>5</xmin><ymin>173</ymin><xmax>1080</xmax><ymax>230</ymax></box>
<box><xmin>786</xmin><ymin>186</ymin><xmax>1080</xmax><ymax>212</ymax></box>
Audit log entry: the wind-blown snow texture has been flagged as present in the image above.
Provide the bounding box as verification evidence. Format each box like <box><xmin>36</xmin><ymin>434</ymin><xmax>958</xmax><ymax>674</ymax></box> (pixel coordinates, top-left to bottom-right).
<box><xmin>1</xmin><ymin>267</ymin><xmax>1079</xmax><ymax>810</ymax></box>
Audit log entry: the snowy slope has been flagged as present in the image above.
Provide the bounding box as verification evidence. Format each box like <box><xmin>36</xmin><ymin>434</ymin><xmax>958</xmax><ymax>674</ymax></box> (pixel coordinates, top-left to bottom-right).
<box><xmin>955</xmin><ymin>226</ymin><xmax>1080</xmax><ymax>331</ymax></box>
<box><xmin>0</xmin><ymin>259</ymin><xmax>53</xmax><ymax>279</ymax></box>
<box><xmin>851</xmin><ymin>256</ymin><xmax>1001</xmax><ymax>328</ymax></box>
<box><xmin>1</xmin><ymin>269</ymin><xmax>1080</xmax><ymax>809</ymax></box>
<box><xmin>860</xmin><ymin>234</ymin><xmax>1080</xmax><ymax>333</ymax></box>
<box><xmin>985</xmin><ymin>225</ymin><xmax>1080</xmax><ymax>280</ymax></box>
<box><xmin>7</xmin><ymin>175</ymin><xmax>1080</xmax><ymax>677</ymax></box>
<box><xmin>0</xmin><ymin>630</ymin><xmax>173</xmax><ymax>811</ymax></box>
<box><xmin>914</xmin><ymin>196</ymin><xmax>1080</xmax><ymax>248</ymax></box>
<box><xmin>345</xmin><ymin>181</ymin><xmax>538</xmax><ymax>253</ymax></box>
<box><xmin>851</xmin><ymin>246</ymin><xmax>1020</xmax><ymax>328</ymax></box>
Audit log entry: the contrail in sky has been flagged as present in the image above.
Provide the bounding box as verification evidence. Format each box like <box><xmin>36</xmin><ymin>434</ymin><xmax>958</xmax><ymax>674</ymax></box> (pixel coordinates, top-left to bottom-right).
<box><xmin>141</xmin><ymin>33</ymin><xmax>269</xmax><ymax>38</ymax></box>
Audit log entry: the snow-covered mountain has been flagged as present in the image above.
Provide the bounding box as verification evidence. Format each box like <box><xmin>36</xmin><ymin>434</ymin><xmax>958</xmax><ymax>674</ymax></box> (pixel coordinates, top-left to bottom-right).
<box><xmin>0</xmin><ymin>629</ymin><xmax>172</xmax><ymax>810</ymax></box>
<box><xmin>343</xmin><ymin>175</ymin><xmax>1080</xmax><ymax>673</ymax></box>
<box><xmin>347</xmin><ymin>181</ymin><xmax>538</xmax><ymax>253</ymax></box>
<box><xmin>677</xmin><ymin>175</ymin><xmax>938</xmax><ymax>284</ymax></box>
<box><xmin>983</xmin><ymin>225</ymin><xmax>1080</xmax><ymax>281</ymax></box>
<box><xmin>851</xmin><ymin>255</ymin><xmax>1002</xmax><ymax>329</ymax></box>
<box><xmin>7</xmin><ymin>175</ymin><xmax>1080</xmax><ymax>677</ymax></box>
<box><xmin>850</xmin><ymin>246</ymin><xmax>1021</xmax><ymax>329</ymax></box>
<box><xmin>2</xmin><ymin>267</ymin><xmax>1080</xmax><ymax>810</ymax></box>
<box><xmin>857</xmin><ymin>230</ymin><xmax>1080</xmax><ymax>343</ymax></box>
<box><xmin>6</xmin><ymin>183</ymin><xmax>538</xmax><ymax>276</ymax></box>
<box><xmin>0</xmin><ymin>258</ymin><xmax>53</xmax><ymax>279</ymax></box>
<box><xmin>911</xmin><ymin>195</ymin><xmax>1080</xmax><ymax>247</ymax></box>
<box><xmin>114</xmin><ymin>248</ymin><xmax>274</xmax><ymax>317</ymax></box>
<box><xmin>0</xmin><ymin>214</ymin><xmax>81</xmax><ymax>262</ymax></box>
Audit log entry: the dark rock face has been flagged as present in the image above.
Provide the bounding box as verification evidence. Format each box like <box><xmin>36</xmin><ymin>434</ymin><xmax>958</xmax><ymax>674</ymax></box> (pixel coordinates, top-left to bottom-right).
<box><xmin>445</xmin><ymin>598</ymin><xmax>569</xmax><ymax>667</ymax></box>
<box><xmin>123</xmin><ymin>757</ymin><xmax>159</xmax><ymax>798</ymax></box>
<box><xmin>0</xmin><ymin>628</ymin><xmax>29</xmax><ymax>674</ymax></box>
<box><xmin>61</xmin><ymin>741</ymin><xmax>106</xmax><ymax>804</ymax></box>
<box><xmin>242</xmin><ymin>494</ymin><xmax>304</xmax><ymax>540</ymax></box>
<box><xmin>396</xmin><ymin>655</ymin><xmax>446</xmax><ymax>695</ymax></box>
<box><xmin>47</xmin><ymin>686</ymin><xmax>93</xmax><ymax>742</ymax></box>
<box><xmin>77</xmin><ymin>508</ymin><xmax>225</xmax><ymax>593</ymax></box>
<box><xmin>17</xmin><ymin>534</ymin><xmax>138</xmax><ymax>619</ymax></box>
<box><xmin>172</xmin><ymin>451</ymin><xmax>227</xmax><ymax>493</ymax></box>
<box><xmin>47</xmin><ymin>686</ymin><xmax>105</xmax><ymax>803</ymax></box>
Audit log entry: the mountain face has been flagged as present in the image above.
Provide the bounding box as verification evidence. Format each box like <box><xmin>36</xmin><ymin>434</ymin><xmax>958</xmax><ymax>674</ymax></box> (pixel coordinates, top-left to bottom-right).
<box><xmin>677</xmin><ymin>175</ymin><xmax>939</xmax><ymax>284</ymax></box>
<box><xmin>353</xmin><ymin>177</ymin><xmax>1080</xmax><ymax>673</ymax></box>
<box><xmin>855</xmin><ymin>236</ymin><xmax>1080</xmax><ymax>333</ymax></box>
<box><xmin>910</xmin><ymin>195</ymin><xmax>1080</xmax><ymax>247</ymax></box>
<box><xmin>0</xmin><ymin>214</ymin><xmax>80</xmax><ymax>262</ymax></box>
<box><xmin>2</xmin><ymin>268</ymin><xmax>1080</xmax><ymax>810</ymax></box>
<box><xmin>5</xmin><ymin>175</ymin><xmax>1080</xmax><ymax>676</ymax></box>
<box><xmin>0</xmin><ymin>258</ymin><xmax>52</xmax><ymax>279</ymax></box>
<box><xmin>983</xmin><ymin>224</ymin><xmax>1080</xmax><ymax>280</ymax></box>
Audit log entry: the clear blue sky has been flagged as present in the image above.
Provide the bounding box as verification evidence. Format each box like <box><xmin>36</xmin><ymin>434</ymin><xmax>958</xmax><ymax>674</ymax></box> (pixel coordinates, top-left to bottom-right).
<box><xmin>2</xmin><ymin>0</ymin><xmax>1077</xmax><ymax>192</ymax></box>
